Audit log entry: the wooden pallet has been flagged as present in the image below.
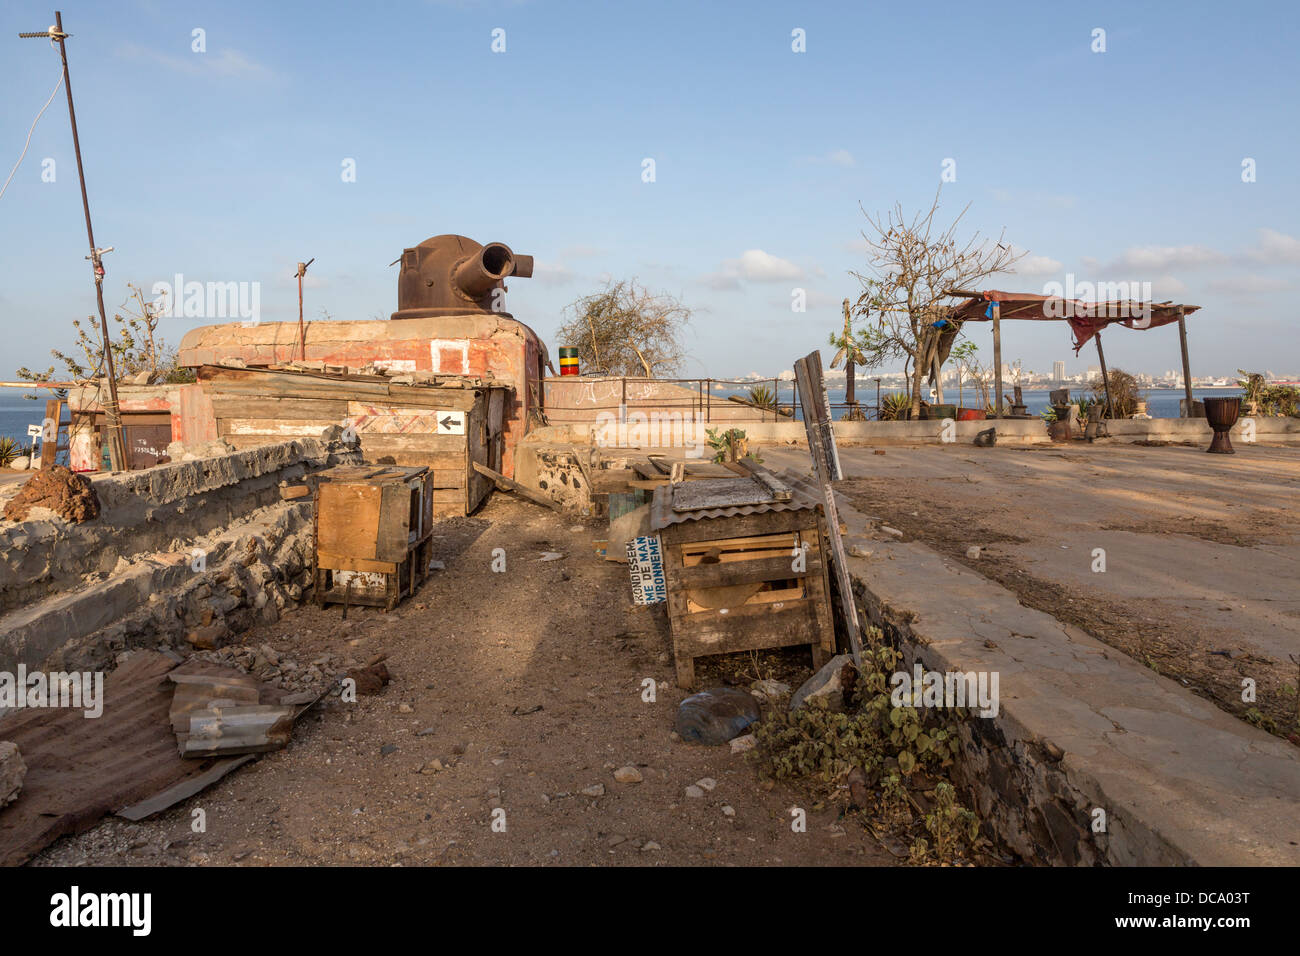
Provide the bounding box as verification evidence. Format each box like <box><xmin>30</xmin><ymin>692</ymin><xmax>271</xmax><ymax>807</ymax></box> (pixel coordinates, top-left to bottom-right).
<box><xmin>658</xmin><ymin>506</ymin><xmax>836</xmax><ymax>689</ymax></box>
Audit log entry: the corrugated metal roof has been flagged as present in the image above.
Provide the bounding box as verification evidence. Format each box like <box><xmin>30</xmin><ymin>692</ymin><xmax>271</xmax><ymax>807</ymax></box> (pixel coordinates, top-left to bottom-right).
<box><xmin>649</xmin><ymin>468</ymin><xmax>821</xmax><ymax>529</ymax></box>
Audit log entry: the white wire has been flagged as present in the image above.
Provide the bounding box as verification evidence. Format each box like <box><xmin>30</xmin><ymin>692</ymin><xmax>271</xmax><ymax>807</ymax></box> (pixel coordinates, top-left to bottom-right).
<box><xmin>0</xmin><ymin>69</ymin><xmax>65</xmax><ymax>203</ymax></box>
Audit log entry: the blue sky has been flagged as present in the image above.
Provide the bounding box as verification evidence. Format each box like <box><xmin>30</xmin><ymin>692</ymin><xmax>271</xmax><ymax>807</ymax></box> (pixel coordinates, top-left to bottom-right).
<box><xmin>1</xmin><ymin>0</ymin><xmax>1297</xmax><ymax>379</ymax></box>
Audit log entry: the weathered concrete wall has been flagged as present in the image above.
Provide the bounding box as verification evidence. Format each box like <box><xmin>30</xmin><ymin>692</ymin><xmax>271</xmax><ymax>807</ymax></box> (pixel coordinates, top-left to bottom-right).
<box><xmin>523</xmin><ymin>415</ymin><xmax>1300</xmax><ymax>449</ymax></box>
<box><xmin>0</xmin><ymin>439</ymin><xmax>360</xmax><ymax>671</ymax></box>
<box><xmin>543</xmin><ymin>377</ymin><xmax>779</xmax><ymax>426</ymax></box>
<box><xmin>0</xmin><ymin>439</ymin><xmax>354</xmax><ymax>615</ymax></box>
<box><xmin>513</xmin><ymin>444</ymin><xmax>592</xmax><ymax>512</ymax></box>
<box><xmin>838</xmin><ymin>502</ymin><xmax>1300</xmax><ymax>866</ymax></box>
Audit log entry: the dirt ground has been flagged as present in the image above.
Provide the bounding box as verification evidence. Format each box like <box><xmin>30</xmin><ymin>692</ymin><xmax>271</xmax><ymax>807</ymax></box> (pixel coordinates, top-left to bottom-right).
<box><xmin>759</xmin><ymin>442</ymin><xmax>1300</xmax><ymax>743</ymax></box>
<box><xmin>31</xmin><ymin>494</ymin><xmax>895</xmax><ymax>867</ymax></box>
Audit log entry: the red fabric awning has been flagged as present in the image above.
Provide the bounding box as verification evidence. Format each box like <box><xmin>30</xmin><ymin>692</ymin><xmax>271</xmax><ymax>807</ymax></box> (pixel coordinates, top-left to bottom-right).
<box><xmin>949</xmin><ymin>291</ymin><xmax>1200</xmax><ymax>353</ymax></box>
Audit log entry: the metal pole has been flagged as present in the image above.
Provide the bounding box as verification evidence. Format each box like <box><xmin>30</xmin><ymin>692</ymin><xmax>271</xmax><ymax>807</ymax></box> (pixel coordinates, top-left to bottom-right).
<box><xmin>992</xmin><ymin>302</ymin><xmax>1003</xmax><ymax>419</ymax></box>
<box><xmin>1177</xmin><ymin>306</ymin><xmax>1195</xmax><ymax>418</ymax></box>
<box><xmin>24</xmin><ymin>12</ymin><xmax>127</xmax><ymax>470</ymax></box>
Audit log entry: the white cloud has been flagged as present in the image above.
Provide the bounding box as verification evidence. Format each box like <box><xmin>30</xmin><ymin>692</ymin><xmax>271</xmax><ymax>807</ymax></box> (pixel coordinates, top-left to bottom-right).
<box><xmin>1106</xmin><ymin>244</ymin><xmax>1227</xmax><ymax>273</ymax></box>
<box><xmin>116</xmin><ymin>43</ymin><xmax>273</xmax><ymax>80</ymax></box>
<box><xmin>1150</xmin><ymin>274</ymin><xmax>1187</xmax><ymax>297</ymax></box>
<box><xmin>1247</xmin><ymin>228</ymin><xmax>1300</xmax><ymax>265</ymax></box>
<box><xmin>1205</xmin><ymin>275</ymin><xmax>1291</xmax><ymax>294</ymax></box>
<box><xmin>532</xmin><ymin>262</ymin><xmax>575</xmax><ymax>286</ymax></box>
<box><xmin>721</xmin><ymin>249</ymin><xmax>804</xmax><ymax>283</ymax></box>
<box><xmin>1014</xmin><ymin>254</ymin><xmax>1063</xmax><ymax>278</ymax></box>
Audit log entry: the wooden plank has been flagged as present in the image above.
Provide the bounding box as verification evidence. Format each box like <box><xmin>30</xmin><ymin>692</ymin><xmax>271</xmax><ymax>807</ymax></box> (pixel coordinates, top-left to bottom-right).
<box><xmin>375</xmin><ymin>482</ymin><xmax>412</xmax><ymax>563</ymax></box>
<box><xmin>223</xmin><ymin>418</ymin><xmax>341</xmax><ymax>437</ymax></box>
<box><xmin>317</xmin><ymin>484</ymin><xmax>382</xmax><ymax>560</ymax></box>
<box><xmin>38</xmin><ymin>399</ymin><xmax>62</xmax><ymax>470</ymax></box>
<box><xmin>673</xmin><ymin>554</ymin><xmax>821</xmax><ymax>588</ymax></box>
<box><xmin>674</xmin><ymin>601</ymin><xmax>821</xmax><ymax>653</ymax></box>
<box><xmin>590</xmin><ymin>468</ymin><xmax>638</xmax><ymax>493</ymax></box>
<box><xmin>795</xmin><ymin>349</ymin><xmax>862</xmax><ymax>665</ymax></box>
<box><xmin>315</xmin><ymin>552</ymin><xmax>400</xmax><ymax>574</ymax></box>
<box><xmin>472</xmin><ymin>461</ymin><xmax>561</xmax><ymax>511</ymax></box>
<box><xmin>209</xmin><ymin>396</ymin><xmax>348</xmax><ymax>421</ymax></box>
<box><xmin>355</xmin><ymin>433</ymin><xmax>467</xmax><ymax>454</ymax></box>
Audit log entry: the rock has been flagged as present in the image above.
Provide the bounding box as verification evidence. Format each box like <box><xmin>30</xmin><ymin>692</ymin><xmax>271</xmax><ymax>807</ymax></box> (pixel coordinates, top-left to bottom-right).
<box><xmin>729</xmin><ymin>733</ymin><xmax>756</xmax><ymax>755</ymax></box>
<box><xmin>847</xmin><ymin>766</ymin><xmax>870</xmax><ymax>808</ymax></box>
<box><xmin>345</xmin><ymin>662</ymin><xmax>390</xmax><ymax>696</ymax></box>
<box><xmin>613</xmin><ymin>766</ymin><xmax>643</xmax><ymax>784</ymax></box>
<box><xmin>9</xmin><ymin>456</ymin><xmax>29</xmax><ymax>471</ymax></box>
<box><xmin>581</xmin><ymin>784</ymin><xmax>606</xmax><ymax>797</ymax></box>
<box><xmin>2</xmin><ymin>464</ymin><xmax>99</xmax><ymax>523</ymax></box>
<box><xmin>674</xmin><ymin>687</ymin><xmax>760</xmax><ymax>745</ymax></box>
<box><xmin>185</xmin><ymin>623</ymin><xmax>228</xmax><ymax>650</ymax></box>
<box><xmin>380</xmin><ymin>744</ymin><xmax>398</xmax><ymax>757</ymax></box>
<box><xmin>397</xmin><ymin>703</ymin><xmax>413</xmax><ymax>714</ymax></box>
<box><xmin>605</xmin><ymin>504</ymin><xmax>652</xmax><ymax>563</ymax></box>
<box><xmin>750</xmin><ymin>679</ymin><xmax>790</xmax><ymax>702</ymax></box>
<box><xmin>421</xmin><ymin>759</ymin><xmax>445</xmax><ymax>774</ymax></box>
<box><xmin>721</xmin><ymin>805</ymin><xmax>735</xmax><ymax>817</ymax></box>
<box><xmin>0</xmin><ymin>742</ymin><xmax>26</xmax><ymax>808</ymax></box>
<box><xmin>790</xmin><ymin>654</ymin><xmax>858</xmax><ymax>711</ymax></box>
<box><xmin>965</xmin><ymin>546</ymin><xmax>981</xmax><ymax>560</ymax></box>
<box><xmin>880</xmin><ymin>526</ymin><xmax>904</xmax><ymax>539</ymax></box>
<box><xmin>641</xmin><ymin>841</ymin><xmax>661</xmax><ymax>851</ymax></box>
<box><xmin>974</xmin><ymin>427</ymin><xmax>997</xmax><ymax>447</ymax></box>
<box><xmin>684</xmin><ymin>785</ymin><xmax>704</xmax><ymax>799</ymax></box>
<box><xmin>695</xmin><ymin>777</ymin><xmax>717</xmax><ymax>792</ymax></box>
<box><xmin>607</xmin><ymin>834</ymin><xmax>627</xmax><ymax>847</ymax></box>
<box><xmin>849</xmin><ymin>544</ymin><xmax>872</xmax><ymax>558</ymax></box>
<box><xmin>416</xmin><ymin>726</ymin><xmax>436</xmax><ymax>737</ymax></box>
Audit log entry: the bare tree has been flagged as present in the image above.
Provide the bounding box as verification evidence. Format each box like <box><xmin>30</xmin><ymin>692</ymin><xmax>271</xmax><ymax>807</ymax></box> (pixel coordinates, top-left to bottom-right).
<box><xmin>849</xmin><ymin>189</ymin><xmax>1024</xmax><ymax>418</ymax></box>
<box><xmin>555</xmin><ymin>279</ymin><xmax>691</xmax><ymax>377</ymax></box>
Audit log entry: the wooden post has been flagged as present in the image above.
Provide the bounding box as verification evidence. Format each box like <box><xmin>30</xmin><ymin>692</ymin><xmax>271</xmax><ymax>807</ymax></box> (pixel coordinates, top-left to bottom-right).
<box><xmin>793</xmin><ymin>350</ymin><xmax>862</xmax><ymax>666</ymax></box>
<box><xmin>992</xmin><ymin>302</ymin><xmax>1003</xmax><ymax>418</ymax></box>
<box><xmin>1095</xmin><ymin>332</ymin><xmax>1113</xmax><ymax>418</ymax></box>
<box><xmin>1177</xmin><ymin>306</ymin><xmax>1194</xmax><ymax>418</ymax></box>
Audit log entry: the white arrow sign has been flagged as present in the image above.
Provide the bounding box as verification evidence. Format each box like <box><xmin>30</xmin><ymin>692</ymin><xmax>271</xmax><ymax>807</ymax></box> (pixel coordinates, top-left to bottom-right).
<box><xmin>436</xmin><ymin>410</ymin><xmax>466</xmax><ymax>435</ymax></box>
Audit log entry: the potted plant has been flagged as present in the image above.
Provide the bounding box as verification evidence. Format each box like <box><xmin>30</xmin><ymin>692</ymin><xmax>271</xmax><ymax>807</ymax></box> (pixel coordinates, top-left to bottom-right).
<box><xmin>1237</xmin><ymin>369</ymin><xmax>1265</xmax><ymax>417</ymax></box>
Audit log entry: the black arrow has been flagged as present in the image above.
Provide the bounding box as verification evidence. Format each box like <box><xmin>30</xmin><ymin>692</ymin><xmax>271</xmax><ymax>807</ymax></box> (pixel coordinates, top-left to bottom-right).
<box><xmin>440</xmin><ymin>415</ymin><xmax>457</xmax><ymax>430</ymax></box>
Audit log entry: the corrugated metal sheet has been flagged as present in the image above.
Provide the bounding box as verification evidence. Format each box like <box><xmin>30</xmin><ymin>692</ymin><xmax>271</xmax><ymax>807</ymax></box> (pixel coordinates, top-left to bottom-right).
<box><xmin>649</xmin><ymin>470</ymin><xmax>821</xmax><ymax>529</ymax></box>
<box><xmin>0</xmin><ymin>651</ymin><xmax>287</xmax><ymax>866</ymax></box>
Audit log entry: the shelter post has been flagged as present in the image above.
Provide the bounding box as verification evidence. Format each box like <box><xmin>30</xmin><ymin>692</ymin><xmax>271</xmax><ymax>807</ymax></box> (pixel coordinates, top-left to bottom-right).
<box><xmin>1095</xmin><ymin>331</ymin><xmax>1113</xmax><ymax>418</ymax></box>
<box><xmin>992</xmin><ymin>301</ymin><xmax>1003</xmax><ymax>418</ymax></box>
<box><xmin>1177</xmin><ymin>305</ymin><xmax>1194</xmax><ymax>417</ymax></box>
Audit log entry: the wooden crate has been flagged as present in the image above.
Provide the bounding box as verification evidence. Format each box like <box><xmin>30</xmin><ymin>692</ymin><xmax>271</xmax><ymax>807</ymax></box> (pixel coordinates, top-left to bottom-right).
<box><xmin>311</xmin><ymin>465</ymin><xmax>435</xmax><ymax>611</ymax></box>
<box><xmin>657</xmin><ymin>505</ymin><xmax>837</xmax><ymax>689</ymax></box>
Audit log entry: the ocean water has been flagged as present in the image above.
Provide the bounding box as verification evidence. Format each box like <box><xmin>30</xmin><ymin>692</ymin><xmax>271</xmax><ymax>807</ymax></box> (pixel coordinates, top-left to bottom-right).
<box><xmin>0</xmin><ymin>384</ymin><xmax>1248</xmax><ymax>447</ymax></box>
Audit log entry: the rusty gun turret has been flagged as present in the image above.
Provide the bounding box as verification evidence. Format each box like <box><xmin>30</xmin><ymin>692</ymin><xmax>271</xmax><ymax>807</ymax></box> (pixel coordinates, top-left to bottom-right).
<box><xmin>391</xmin><ymin>234</ymin><xmax>534</xmax><ymax>319</ymax></box>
